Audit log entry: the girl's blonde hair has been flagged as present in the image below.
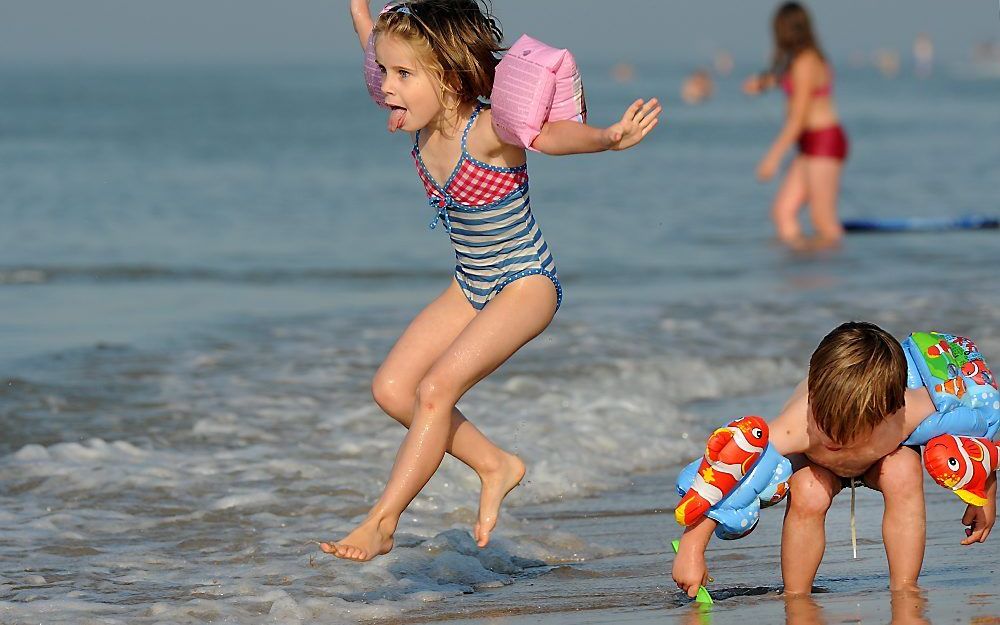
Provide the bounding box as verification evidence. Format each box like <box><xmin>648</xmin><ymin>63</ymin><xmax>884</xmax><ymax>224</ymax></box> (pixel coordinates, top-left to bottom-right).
<box><xmin>373</xmin><ymin>0</ymin><xmax>505</xmax><ymax>105</ymax></box>
<box><xmin>808</xmin><ymin>321</ymin><xmax>907</xmax><ymax>445</ymax></box>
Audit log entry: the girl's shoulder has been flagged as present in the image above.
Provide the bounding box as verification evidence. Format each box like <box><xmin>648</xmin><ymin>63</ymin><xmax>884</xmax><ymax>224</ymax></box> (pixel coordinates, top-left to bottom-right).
<box><xmin>470</xmin><ymin>105</ymin><xmax>504</xmax><ymax>153</ymax></box>
<box><xmin>468</xmin><ymin>104</ymin><xmax>526</xmax><ymax>167</ymax></box>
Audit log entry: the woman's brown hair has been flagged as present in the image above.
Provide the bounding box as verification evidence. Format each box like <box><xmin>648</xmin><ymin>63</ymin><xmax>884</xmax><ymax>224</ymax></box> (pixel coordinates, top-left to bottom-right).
<box><xmin>770</xmin><ymin>2</ymin><xmax>826</xmax><ymax>76</ymax></box>
<box><xmin>373</xmin><ymin>0</ymin><xmax>505</xmax><ymax>105</ymax></box>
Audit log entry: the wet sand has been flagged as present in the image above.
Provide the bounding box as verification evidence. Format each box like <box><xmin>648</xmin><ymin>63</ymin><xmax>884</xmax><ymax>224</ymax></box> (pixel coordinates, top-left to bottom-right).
<box><xmin>378</xmin><ymin>468</ymin><xmax>1000</xmax><ymax>624</ymax></box>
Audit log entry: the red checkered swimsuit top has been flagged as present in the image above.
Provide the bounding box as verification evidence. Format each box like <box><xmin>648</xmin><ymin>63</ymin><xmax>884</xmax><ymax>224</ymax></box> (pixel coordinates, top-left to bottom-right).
<box><xmin>411</xmin><ymin>101</ymin><xmax>562</xmax><ymax>310</ymax></box>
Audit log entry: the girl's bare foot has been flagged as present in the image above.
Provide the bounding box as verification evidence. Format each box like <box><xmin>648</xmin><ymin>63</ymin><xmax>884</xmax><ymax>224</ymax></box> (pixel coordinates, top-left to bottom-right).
<box><xmin>474</xmin><ymin>452</ymin><xmax>525</xmax><ymax>547</ymax></box>
<box><xmin>320</xmin><ymin>516</ymin><xmax>396</xmax><ymax>562</ymax></box>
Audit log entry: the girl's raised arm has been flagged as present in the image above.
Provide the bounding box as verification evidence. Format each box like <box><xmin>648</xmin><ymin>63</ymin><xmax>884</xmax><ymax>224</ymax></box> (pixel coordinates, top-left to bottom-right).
<box><xmin>350</xmin><ymin>0</ymin><xmax>375</xmax><ymax>51</ymax></box>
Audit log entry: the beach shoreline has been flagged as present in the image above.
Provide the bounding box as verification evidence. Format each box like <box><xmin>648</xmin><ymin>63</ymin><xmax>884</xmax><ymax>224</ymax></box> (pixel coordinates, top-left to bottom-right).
<box><xmin>371</xmin><ymin>468</ymin><xmax>1000</xmax><ymax>625</ymax></box>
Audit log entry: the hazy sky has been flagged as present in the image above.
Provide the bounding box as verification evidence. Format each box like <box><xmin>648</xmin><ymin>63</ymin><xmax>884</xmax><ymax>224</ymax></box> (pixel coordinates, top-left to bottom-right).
<box><xmin>2</xmin><ymin>1</ymin><xmax>997</xmax><ymax>65</ymax></box>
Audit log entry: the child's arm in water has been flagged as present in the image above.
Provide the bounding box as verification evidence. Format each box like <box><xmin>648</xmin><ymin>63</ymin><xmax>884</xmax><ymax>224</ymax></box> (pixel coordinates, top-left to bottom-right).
<box><xmin>350</xmin><ymin>0</ymin><xmax>375</xmax><ymax>50</ymax></box>
<box><xmin>672</xmin><ymin>381</ymin><xmax>810</xmax><ymax>598</ymax></box>
<box><xmin>962</xmin><ymin>472</ymin><xmax>997</xmax><ymax>545</ymax></box>
<box><xmin>530</xmin><ymin>98</ymin><xmax>661</xmax><ymax>155</ymax></box>
<box><xmin>672</xmin><ymin>515</ymin><xmax>716</xmax><ymax>598</ymax></box>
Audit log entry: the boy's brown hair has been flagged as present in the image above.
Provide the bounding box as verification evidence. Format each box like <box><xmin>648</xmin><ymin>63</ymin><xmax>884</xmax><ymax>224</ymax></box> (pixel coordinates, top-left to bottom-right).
<box><xmin>374</xmin><ymin>0</ymin><xmax>505</xmax><ymax>105</ymax></box>
<box><xmin>808</xmin><ymin>321</ymin><xmax>907</xmax><ymax>445</ymax></box>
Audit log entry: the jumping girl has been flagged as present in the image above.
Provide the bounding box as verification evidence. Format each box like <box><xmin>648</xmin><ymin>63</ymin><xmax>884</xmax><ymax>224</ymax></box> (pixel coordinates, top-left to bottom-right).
<box><xmin>325</xmin><ymin>0</ymin><xmax>661</xmax><ymax>561</ymax></box>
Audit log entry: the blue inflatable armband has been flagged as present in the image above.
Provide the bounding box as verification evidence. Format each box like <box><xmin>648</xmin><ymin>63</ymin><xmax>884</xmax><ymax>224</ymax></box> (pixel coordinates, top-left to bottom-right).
<box><xmin>676</xmin><ymin>444</ymin><xmax>791</xmax><ymax>540</ymax></box>
<box><xmin>902</xmin><ymin>332</ymin><xmax>1000</xmax><ymax>445</ymax></box>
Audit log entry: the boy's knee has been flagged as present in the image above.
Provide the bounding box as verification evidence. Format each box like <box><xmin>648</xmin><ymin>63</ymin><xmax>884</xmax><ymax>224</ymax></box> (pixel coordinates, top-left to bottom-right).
<box><xmin>788</xmin><ymin>468</ymin><xmax>838</xmax><ymax>516</ymax></box>
<box><xmin>875</xmin><ymin>448</ymin><xmax>924</xmax><ymax>496</ymax></box>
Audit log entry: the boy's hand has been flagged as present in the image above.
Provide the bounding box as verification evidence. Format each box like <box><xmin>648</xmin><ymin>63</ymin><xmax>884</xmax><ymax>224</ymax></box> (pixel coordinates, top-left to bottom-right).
<box><xmin>672</xmin><ymin>539</ymin><xmax>710</xmax><ymax>598</ymax></box>
<box><xmin>604</xmin><ymin>98</ymin><xmax>661</xmax><ymax>151</ymax></box>
<box><xmin>961</xmin><ymin>473</ymin><xmax>996</xmax><ymax>545</ymax></box>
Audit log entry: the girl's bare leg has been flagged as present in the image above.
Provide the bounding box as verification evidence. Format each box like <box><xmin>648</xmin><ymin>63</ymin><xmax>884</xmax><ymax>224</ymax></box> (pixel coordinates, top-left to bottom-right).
<box><xmin>324</xmin><ymin>275</ymin><xmax>557</xmax><ymax>561</ymax></box>
<box><xmin>803</xmin><ymin>156</ymin><xmax>845</xmax><ymax>248</ymax></box>
<box><xmin>771</xmin><ymin>156</ymin><xmax>808</xmax><ymax>248</ymax></box>
<box><xmin>369</xmin><ymin>279</ymin><xmax>526</xmax><ymax>545</ymax></box>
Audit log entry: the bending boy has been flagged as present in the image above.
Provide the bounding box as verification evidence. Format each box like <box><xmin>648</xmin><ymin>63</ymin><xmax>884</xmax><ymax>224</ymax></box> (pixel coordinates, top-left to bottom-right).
<box><xmin>673</xmin><ymin>321</ymin><xmax>997</xmax><ymax>595</ymax></box>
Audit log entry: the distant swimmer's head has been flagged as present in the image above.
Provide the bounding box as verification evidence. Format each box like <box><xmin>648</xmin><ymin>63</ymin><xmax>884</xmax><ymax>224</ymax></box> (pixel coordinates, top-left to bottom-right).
<box><xmin>771</xmin><ymin>2</ymin><xmax>825</xmax><ymax>71</ymax></box>
<box><xmin>372</xmin><ymin>1</ymin><xmax>505</xmax><ymax>132</ymax></box>
<box><xmin>807</xmin><ymin>321</ymin><xmax>907</xmax><ymax>447</ymax></box>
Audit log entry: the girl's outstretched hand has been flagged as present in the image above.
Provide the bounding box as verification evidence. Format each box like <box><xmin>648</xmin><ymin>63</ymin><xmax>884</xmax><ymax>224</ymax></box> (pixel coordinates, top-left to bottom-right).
<box><xmin>604</xmin><ymin>98</ymin><xmax>662</xmax><ymax>151</ymax></box>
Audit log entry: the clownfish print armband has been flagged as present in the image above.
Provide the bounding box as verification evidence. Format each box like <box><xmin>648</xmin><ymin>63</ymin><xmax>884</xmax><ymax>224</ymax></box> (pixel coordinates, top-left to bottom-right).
<box><xmin>675</xmin><ymin>416</ymin><xmax>791</xmax><ymax>540</ymax></box>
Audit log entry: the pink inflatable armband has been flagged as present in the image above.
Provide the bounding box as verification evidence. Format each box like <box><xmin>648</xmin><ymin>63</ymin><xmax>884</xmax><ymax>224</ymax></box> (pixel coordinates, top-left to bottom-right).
<box><xmin>363</xmin><ymin>2</ymin><xmax>404</xmax><ymax>109</ymax></box>
<box><xmin>491</xmin><ymin>34</ymin><xmax>587</xmax><ymax>150</ymax></box>
<box><xmin>364</xmin><ymin>34</ymin><xmax>387</xmax><ymax>108</ymax></box>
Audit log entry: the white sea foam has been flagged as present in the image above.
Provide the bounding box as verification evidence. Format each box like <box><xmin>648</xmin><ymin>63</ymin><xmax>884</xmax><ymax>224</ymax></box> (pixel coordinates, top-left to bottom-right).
<box><xmin>69</xmin><ymin>274</ymin><xmax>1000</xmax><ymax>623</ymax></box>
<box><xmin>5</xmin><ymin>259</ymin><xmax>997</xmax><ymax>623</ymax></box>
<box><xmin>0</xmin><ymin>296</ymin><xmax>829</xmax><ymax>624</ymax></box>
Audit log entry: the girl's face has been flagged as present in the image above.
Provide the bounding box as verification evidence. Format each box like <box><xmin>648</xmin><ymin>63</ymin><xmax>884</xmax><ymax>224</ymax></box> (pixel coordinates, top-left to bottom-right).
<box><xmin>375</xmin><ymin>34</ymin><xmax>447</xmax><ymax>133</ymax></box>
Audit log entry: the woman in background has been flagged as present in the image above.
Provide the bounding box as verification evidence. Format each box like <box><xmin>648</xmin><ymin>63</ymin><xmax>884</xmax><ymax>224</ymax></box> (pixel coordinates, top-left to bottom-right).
<box><xmin>744</xmin><ymin>2</ymin><xmax>848</xmax><ymax>250</ymax></box>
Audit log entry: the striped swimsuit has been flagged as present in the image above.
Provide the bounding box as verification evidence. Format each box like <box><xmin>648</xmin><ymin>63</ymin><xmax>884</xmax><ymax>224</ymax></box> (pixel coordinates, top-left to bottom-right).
<box><xmin>412</xmin><ymin>102</ymin><xmax>562</xmax><ymax>310</ymax></box>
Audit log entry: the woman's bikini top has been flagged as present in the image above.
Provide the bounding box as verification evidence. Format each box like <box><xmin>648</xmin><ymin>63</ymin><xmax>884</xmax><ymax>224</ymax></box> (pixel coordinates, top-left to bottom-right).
<box><xmin>780</xmin><ymin>66</ymin><xmax>833</xmax><ymax>99</ymax></box>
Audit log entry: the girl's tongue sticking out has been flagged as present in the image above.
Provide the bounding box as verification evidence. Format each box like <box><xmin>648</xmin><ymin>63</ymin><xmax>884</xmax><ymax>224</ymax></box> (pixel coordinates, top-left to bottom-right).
<box><xmin>388</xmin><ymin>106</ymin><xmax>407</xmax><ymax>132</ymax></box>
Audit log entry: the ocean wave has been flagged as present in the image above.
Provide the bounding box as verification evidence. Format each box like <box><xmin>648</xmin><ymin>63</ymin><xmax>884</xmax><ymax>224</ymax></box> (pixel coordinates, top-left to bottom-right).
<box><xmin>9</xmin><ymin>300</ymin><xmax>996</xmax><ymax>622</ymax></box>
<box><xmin>0</xmin><ymin>303</ymin><xmax>812</xmax><ymax>622</ymax></box>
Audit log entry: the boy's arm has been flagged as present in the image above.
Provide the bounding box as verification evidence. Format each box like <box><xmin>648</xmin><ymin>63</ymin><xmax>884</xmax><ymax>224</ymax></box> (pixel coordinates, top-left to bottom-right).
<box><xmin>676</xmin><ymin>382</ymin><xmax>828</xmax><ymax>594</ymax></box>
<box><xmin>768</xmin><ymin>379</ymin><xmax>812</xmax><ymax>457</ymax></box>
<box><xmin>350</xmin><ymin>0</ymin><xmax>375</xmax><ymax>51</ymax></box>
<box><xmin>673</xmin><ymin>383</ymin><xmax>809</xmax><ymax>597</ymax></box>
<box><xmin>530</xmin><ymin>98</ymin><xmax>661</xmax><ymax>155</ymax></box>
<box><xmin>961</xmin><ymin>472</ymin><xmax>996</xmax><ymax>545</ymax></box>
<box><xmin>672</xmin><ymin>516</ymin><xmax>715</xmax><ymax>598</ymax></box>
